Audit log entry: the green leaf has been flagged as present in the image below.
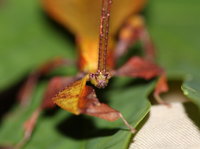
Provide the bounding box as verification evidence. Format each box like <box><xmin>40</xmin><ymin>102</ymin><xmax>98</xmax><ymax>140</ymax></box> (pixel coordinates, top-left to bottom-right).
<box><xmin>0</xmin><ymin>81</ymin><xmax>47</xmax><ymax>145</ymax></box>
<box><xmin>148</xmin><ymin>0</ymin><xmax>200</xmax><ymax>78</ymax></box>
<box><xmin>182</xmin><ymin>75</ymin><xmax>200</xmax><ymax>110</ymax></box>
<box><xmin>0</xmin><ymin>0</ymin><xmax>75</xmax><ymax>91</ymax></box>
<box><xmin>1</xmin><ymin>0</ymin><xmax>200</xmax><ymax>149</ymax></box>
<box><xmin>0</xmin><ymin>79</ymin><xmax>152</xmax><ymax>149</ymax></box>
<box><xmin>148</xmin><ymin>0</ymin><xmax>200</xmax><ymax>110</ymax></box>
<box><xmin>0</xmin><ymin>0</ymin><xmax>152</xmax><ymax>148</ymax></box>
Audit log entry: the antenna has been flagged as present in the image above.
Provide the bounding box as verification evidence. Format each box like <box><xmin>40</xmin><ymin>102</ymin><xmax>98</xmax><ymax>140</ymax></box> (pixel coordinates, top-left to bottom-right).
<box><xmin>89</xmin><ymin>0</ymin><xmax>112</xmax><ymax>88</ymax></box>
<box><xmin>98</xmin><ymin>0</ymin><xmax>112</xmax><ymax>72</ymax></box>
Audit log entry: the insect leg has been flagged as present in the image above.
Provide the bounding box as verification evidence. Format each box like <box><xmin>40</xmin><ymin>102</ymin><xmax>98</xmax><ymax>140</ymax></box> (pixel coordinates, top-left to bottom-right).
<box><xmin>115</xmin><ymin>56</ymin><xmax>169</xmax><ymax>106</ymax></box>
<box><xmin>18</xmin><ymin>76</ymin><xmax>79</xmax><ymax>148</ymax></box>
<box><xmin>18</xmin><ymin>57</ymin><xmax>74</xmax><ymax>106</ymax></box>
<box><xmin>115</xmin><ymin>15</ymin><xmax>169</xmax><ymax>105</ymax></box>
<box><xmin>115</xmin><ymin>15</ymin><xmax>155</xmax><ymax>61</ymax></box>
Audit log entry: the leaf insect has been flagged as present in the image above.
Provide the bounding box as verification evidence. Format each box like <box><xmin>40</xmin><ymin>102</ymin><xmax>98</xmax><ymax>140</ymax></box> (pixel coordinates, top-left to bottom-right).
<box><xmin>12</xmin><ymin>0</ymin><xmax>169</xmax><ymax>148</ymax></box>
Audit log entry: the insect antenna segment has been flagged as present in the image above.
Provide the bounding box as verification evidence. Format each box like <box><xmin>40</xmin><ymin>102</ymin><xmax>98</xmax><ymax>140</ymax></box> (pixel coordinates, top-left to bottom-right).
<box><xmin>89</xmin><ymin>0</ymin><xmax>136</xmax><ymax>134</ymax></box>
<box><xmin>90</xmin><ymin>0</ymin><xmax>112</xmax><ymax>88</ymax></box>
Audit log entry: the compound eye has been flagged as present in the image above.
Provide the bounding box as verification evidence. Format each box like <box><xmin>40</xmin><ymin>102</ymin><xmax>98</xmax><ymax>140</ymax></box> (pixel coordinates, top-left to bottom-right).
<box><xmin>89</xmin><ymin>73</ymin><xmax>96</xmax><ymax>79</ymax></box>
<box><xmin>104</xmin><ymin>74</ymin><xmax>108</xmax><ymax>78</ymax></box>
<box><xmin>104</xmin><ymin>72</ymin><xmax>111</xmax><ymax>79</ymax></box>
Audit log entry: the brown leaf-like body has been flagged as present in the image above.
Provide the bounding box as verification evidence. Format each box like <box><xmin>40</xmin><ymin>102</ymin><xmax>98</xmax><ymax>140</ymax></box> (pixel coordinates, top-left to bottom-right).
<box><xmin>43</xmin><ymin>0</ymin><xmax>147</xmax><ymax>39</ymax></box>
<box><xmin>42</xmin><ymin>0</ymin><xmax>147</xmax><ymax>72</ymax></box>
<box><xmin>53</xmin><ymin>76</ymin><xmax>88</xmax><ymax>114</ymax></box>
<box><xmin>79</xmin><ymin>86</ymin><xmax>120</xmax><ymax>121</ymax></box>
<box><xmin>53</xmin><ymin>76</ymin><xmax>120</xmax><ymax>121</ymax></box>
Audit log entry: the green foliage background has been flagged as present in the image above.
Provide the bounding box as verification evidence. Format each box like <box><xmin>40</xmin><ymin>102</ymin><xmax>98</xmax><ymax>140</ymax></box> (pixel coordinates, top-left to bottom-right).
<box><xmin>0</xmin><ymin>0</ymin><xmax>200</xmax><ymax>148</ymax></box>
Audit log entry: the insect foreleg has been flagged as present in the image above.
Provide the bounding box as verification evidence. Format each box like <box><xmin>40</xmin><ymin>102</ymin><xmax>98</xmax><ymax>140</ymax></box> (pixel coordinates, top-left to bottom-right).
<box><xmin>18</xmin><ymin>57</ymin><xmax>74</xmax><ymax>106</ymax></box>
<box><xmin>115</xmin><ymin>15</ymin><xmax>155</xmax><ymax>61</ymax></box>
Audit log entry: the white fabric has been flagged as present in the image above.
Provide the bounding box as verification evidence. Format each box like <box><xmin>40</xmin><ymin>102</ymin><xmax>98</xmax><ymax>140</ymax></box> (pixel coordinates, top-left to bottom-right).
<box><xmin>129</xmin><ymin>102</ymin><xmax>200</xmax><ymax>149</ymax></box>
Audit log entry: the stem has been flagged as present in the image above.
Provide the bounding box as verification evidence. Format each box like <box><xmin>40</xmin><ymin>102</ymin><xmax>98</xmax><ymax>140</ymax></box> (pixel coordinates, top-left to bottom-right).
<box><xmin>98</xmin><ymin>0</ymin><xmax>112</xmax><ymax>72</ymax></box>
